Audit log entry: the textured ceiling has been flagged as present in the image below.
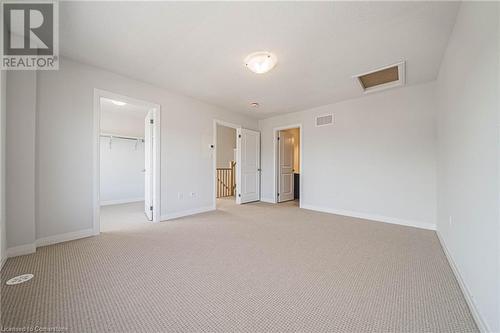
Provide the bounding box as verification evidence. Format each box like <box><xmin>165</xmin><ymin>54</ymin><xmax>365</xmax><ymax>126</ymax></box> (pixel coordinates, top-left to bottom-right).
<box><xmin>61</xmin><ymin>2</ymin><xmax>460</xmax><ymax>119</ymax></box>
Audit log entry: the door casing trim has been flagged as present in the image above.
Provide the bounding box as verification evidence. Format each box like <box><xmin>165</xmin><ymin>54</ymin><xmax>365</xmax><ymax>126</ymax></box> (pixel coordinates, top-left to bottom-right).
<box><xmin>273</xmin><ymin>124</ymin><xmax>303</xmax><ymax>206</ymax></box>
<box><xmin>93</xmin><ymin>89</ymin><xmax>161</xmax><ymax>235</ymax></box>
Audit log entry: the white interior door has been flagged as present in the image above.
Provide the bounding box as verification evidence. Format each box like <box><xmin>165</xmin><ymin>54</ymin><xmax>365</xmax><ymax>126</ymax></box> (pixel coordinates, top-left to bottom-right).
<box><xmin>278</xmin><ymin>130</ymin><xmax>294</xmax><ymax>202</ymax></box>
<box><xmin>144</xmin><ymin>110</ymin><xmax>154</xmax><ymax>220</ymax></box>
<box><xmin>237</xmin><ymin>128</ymin><xmax>260</xmax><ymax>204</ymax></box>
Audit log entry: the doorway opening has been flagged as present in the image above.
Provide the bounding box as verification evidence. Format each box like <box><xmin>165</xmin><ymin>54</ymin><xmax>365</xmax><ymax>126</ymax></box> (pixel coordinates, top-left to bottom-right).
<box><xmin>274</xmin><ymin>125</ymin><xmax>301</xmax><ymax>206</ymax></box>
<box><xmin>93</xmin><ymin>90</ymin><xmax>161</xmax><ymax>234</ymax></box>
<box><xmin>214</xmin><ymin>121</ymin><xmax>238</xmax><ymax>208</ymax></box>
<box><xmin>213</xmin><ymin>120</ymin><xmax>261</xmax><ymax>209</ymax></box>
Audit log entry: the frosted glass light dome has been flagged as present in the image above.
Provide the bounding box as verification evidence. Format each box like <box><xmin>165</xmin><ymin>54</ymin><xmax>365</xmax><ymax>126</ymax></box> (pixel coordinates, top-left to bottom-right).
<box><xmin>244</xmin><ymin>51</ymin><xmax>277</xmax><ymax>74</ymax></box>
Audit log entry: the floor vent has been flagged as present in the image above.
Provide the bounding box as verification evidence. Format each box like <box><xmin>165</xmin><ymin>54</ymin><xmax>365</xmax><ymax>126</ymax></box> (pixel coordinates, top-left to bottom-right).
<box><xmin>355</xmin><ymin>61</ymin><xmax>405</xmax><ymax>93</ymax></box>
<box><xmin>316</xmin><ymin>114</ymin><xmax>333</xmax><ymax>127</ymax></box>
<box><xmin>6</xmin><ymin>274</ymin><xmax>34</xmax><ymax>285</ymax></box>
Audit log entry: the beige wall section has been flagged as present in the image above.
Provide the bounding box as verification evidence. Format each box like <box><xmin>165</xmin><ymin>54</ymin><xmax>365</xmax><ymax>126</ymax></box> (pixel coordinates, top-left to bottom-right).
<box><xmin>283</xmin><ymin>128</ymin><xmax>300</xmax><ymax>173</ymax></box>
<box><xmin>5</xmin><ymin>71</ymin><xmax>37</xmax><ymax>251</ymax></box>
<box><xmin>435</xmin><ymin>2</ymin><xmax>499</xmax><ymax>331</ymax></box>
<box><xmin>0</xmin><ymin>71</ymin><xmax>6</xmax><ymax>268</ymax></box>
<box><xmin>216</xmin><ymin>125</ymin><xmax>236</xmax><ymax>168</ymax></box>
<box><xmin>259</xmin><ymin>82</ymin><xmax>437</xmax><ymax>229</ymax></box>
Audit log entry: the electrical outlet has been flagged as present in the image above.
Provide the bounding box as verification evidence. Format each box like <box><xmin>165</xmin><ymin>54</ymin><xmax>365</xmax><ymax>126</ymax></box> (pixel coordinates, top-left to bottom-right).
<box><xmin>178</xmin><ymin>192</ymin><xmax>183</xmax><ymax>200</ymax></box>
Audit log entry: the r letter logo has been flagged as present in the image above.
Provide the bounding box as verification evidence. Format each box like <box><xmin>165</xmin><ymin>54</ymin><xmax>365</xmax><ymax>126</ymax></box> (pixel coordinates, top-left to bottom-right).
<box><xmin>1</xmin><ymin>1</ymin><xmax>59</xmax><ymax>70</ymax></box>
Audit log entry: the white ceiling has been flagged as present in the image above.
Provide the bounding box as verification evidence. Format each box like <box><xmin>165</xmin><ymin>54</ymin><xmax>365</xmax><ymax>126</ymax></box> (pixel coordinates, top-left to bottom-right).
<box><xmin>61</xmin><ymin>2</ymin><xmax>460</xmax><ymax>119</ymax></box>
<box><xmin>100</xmin><ymin>98</ymin><xmax>150</xmax><ymax>137</ymax></box>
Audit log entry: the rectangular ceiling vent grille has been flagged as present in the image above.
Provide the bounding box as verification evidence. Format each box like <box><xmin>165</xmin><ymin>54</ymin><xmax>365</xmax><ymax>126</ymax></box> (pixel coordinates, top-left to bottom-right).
<box><xmin>355</xmin><ymin>61</ymin><xmax>405</xmax><ymax>94</ymax></box>
<box><xmin>316</xmin><ymin>114</ymin><xmax>333</xmax><ymax>127</ymax></box>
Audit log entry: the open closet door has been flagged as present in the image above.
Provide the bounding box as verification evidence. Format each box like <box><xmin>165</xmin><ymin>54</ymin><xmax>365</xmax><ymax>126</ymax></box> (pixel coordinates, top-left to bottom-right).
<box><xmin>236</xmin><ymin>128</ymin><xmax>260</xmax><ymax>204</ymax></box>
<box><xmin>278</xmin><ymin>130</ymin><xmax>294</xmax><ymax>202</ymax></box>
<box><xmin>144</xmin><ymin>110</ymin><xmax>154</xmax><ymax>221</ymax></box>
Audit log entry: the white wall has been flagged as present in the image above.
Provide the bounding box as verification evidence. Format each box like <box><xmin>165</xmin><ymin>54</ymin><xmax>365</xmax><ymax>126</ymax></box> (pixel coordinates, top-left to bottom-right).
<box><xmin>259</xmin><ymin>82</ymin><xmax>437</xmax><ymax>229</ymax></box>
<box><xmin>6</xmin><ymin>71</ymin><xmax>37</xmax><ymax>253</ymax></box>
<box><xmin>435</xmin><ymin>2</ymin><xmax>499</xmax><ymax>331</ymax></box>
<box><xmin>32</xmin><ymin>57</ymin><xmax>257</xmax><ymax>240</ymax></box>
<box><xmin>0</xmin><ymin>70</ymin><xmax>6</xmax><ymax>268</ymax></box>
<box><xmin>216</xmin><ymin>124</ymin><xmax>236</xmax><ymax>168</ymax></box>
<box><xmin>100</xmin><ymin>138</ymin><xmax>145</xmax><ymax>205</ymax></box>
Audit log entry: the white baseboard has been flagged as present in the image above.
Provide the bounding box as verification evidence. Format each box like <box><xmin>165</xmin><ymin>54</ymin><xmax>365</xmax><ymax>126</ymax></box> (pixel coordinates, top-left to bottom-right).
<box><xmin>6</xmin><ymin>243</ymin><xmax>36</xmax><ymax>258</ymax></box>
<box><xmin>300</xmin><ymin>204</ymin><xmax>436</xmax><ymax>230</ymax></box>
<box><xmin>100</xmin><ymin>198</ymin><xmax>143</xmax><ymax>206</ymax></box>
<box><xmin>5</xmin><ymin>228</ymin><xmax>95</xmax><ymax>259</ymax></box>
<box><xmin>260</xmin><ymin>197</ymin><xmax>276</xmax><ymax>204</ymax></box>
<box><xmin>436</xmin><ymin>231</ymin><xmax>489</xmax><ymax>333</ymax></box>
<box><xmin>36</xmin><ymin>228</ymin><xmax>95</xmax><ymax>248</ymax></box>
<box><xmin>161</xmin><ymin>206</ymin><xmax>214</xmax><ymax>221</ymax></box>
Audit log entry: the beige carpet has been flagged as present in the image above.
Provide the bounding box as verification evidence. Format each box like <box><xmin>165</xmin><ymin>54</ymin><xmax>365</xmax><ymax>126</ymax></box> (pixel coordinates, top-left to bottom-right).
<box><xmin>100</xmin><ymin>201</ymin><xmax>149</xmax><ymax>232</ymax></box>
<box><xmin>1</xmin><ymin>199</ymin><xmax>477</xmax><ymax>332</ymax></box>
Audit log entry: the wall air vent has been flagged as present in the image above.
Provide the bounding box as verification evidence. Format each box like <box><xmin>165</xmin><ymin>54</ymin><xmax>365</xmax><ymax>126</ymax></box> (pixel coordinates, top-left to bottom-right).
<box><xmin>355</xmin><ymin>61</ymin><xmax>405</xmax><ymax>94</ymax></box>
<box><xmin>316</xmin><ymin>114</ymin><xmax>333</xmax><ymax>127</ymax></box>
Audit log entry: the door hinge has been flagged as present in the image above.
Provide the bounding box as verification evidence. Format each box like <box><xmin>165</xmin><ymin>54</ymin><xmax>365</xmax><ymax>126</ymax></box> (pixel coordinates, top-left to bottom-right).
<box><xmin>150</xmin><ymin>119</ymin><xmax>154</xmax><ymax>125</ymax></box>
<box><xmin>150</xmin><ymin>206</ymin><xmax>153</xmax><ymax>211</ymax></box>
<box><xmin>277</xmin><ymin>193</ymin><xmax>280</xmax><ymax>197</ymax></box>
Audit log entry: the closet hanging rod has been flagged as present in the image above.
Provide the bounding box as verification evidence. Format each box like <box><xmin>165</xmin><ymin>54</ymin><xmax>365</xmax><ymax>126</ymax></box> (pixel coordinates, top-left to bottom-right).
<box><xmin>100</xmin><ymin>133</ymin><xmax>144</xmax><ymax>142</ymax></box>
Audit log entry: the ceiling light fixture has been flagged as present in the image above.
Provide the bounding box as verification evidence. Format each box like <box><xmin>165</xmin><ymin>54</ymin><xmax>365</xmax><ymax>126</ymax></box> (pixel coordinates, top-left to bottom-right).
<box><xmin>111</xmin><ymin>100</ymin><xmax>126</xmax><ymax>106</ymax></box>
<box><xmin>245</xmin><ymin>51</ymin><xmax>277</xmax><ymax>74</ymax></box>
<box><xmin>250</xmin><ymin>102</ymin><xmax>260</xmax><ymax>108</ymax></box>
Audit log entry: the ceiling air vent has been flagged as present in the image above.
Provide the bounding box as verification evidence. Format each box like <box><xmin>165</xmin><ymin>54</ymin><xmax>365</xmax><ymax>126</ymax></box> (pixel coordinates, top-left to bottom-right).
<box><xmin>316</xmin><ymin>114</ymin><xmax>333</xmax><ymax>127</ymax></box>
<box><xmin>354</xmin><ymin>61</ymin><xmax>405</xmax><ymax>94</ymax></box>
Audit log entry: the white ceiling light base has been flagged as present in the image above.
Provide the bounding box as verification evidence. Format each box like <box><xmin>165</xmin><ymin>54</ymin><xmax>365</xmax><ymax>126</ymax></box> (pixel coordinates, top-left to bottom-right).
<box><xmin>245</xmin><ymin>51</ymin><xmax>277</xmax><ymax>74</ymax></box>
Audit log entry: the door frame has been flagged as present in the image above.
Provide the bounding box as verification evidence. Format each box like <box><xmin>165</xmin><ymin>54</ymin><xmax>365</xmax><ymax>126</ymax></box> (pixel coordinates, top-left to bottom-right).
<box><xmin>273</xmin><ymin>124</ymin><xmax>303</xmax><ymax>206</ymax></box>
<box><xmin>212</xmin><ymin>120</ymin><xmax>241</xmax><ymax>208</ymax></box>
<box><xmin>93</xmin><ymin>89</ymin><xmax>161</xmax><ymax>235</ymax></box>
